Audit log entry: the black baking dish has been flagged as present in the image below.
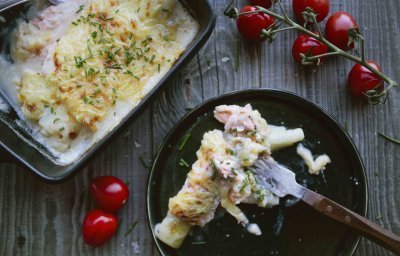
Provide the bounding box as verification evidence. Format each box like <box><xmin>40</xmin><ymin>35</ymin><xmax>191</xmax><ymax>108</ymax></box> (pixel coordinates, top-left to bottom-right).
<box><xmin>0</xmin><ymin>0</ymin><xmax>216</xmax><ymax>182</ymax></box>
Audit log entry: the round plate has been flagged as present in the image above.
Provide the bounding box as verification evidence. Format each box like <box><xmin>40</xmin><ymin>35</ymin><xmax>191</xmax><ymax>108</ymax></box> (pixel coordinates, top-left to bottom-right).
<box><xmin>147</xmin><ymin>89</ymin><xmax>367</xmax><ymax>256</ymax></box>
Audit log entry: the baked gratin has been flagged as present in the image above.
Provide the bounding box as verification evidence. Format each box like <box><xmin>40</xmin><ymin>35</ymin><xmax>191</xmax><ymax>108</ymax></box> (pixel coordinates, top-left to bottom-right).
<box><xmin>0</xmin><ymin>0</ymin><xmax>199</xmax><ymax>164</ymax></box>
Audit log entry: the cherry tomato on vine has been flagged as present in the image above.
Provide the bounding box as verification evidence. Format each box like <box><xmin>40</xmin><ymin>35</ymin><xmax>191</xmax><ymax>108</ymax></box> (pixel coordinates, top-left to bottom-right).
<box><xmin>292</xmin><ymin>33</ymin><xmax>328</xmax><ymax>64</ymax></box>
<box><xmin>82</xmin><ymin>209</ymin><xmax>118</xmax><ymax>247</ymax></box>
<box><xmin>348</xmin><ymin>61</ymin><xmax>383</xmax><ymax>99</ymax></box>
<box><xmin>237</xmin><ymin>6</ymin><xmax>275</xmax><ymax>41</ymax></box>
<box><xmin>293</xmin><ymin>0</ymin><xmax>330</xmax><ymax>23</ymax></box>
<box><xmin>90</xmin><ymin>176</ymin><xmax>129</xmax><ymax>213</ymax></box>
<box><xmin>325</xmin><ymin>11</ymin><xmax>358</xmax><ymax>51</ymax></box>
<box><xmin>249</xmin><ymin>0</ymin><xmax>272</xmax><ymax>9</ymax></box>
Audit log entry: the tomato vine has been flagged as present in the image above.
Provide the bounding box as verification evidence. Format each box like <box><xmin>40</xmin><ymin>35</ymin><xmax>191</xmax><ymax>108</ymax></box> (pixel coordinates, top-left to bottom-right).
<box><xmin>224</xmin><ymin>0</ymin><xmax>398</xmax><ymax>104</ymax></box>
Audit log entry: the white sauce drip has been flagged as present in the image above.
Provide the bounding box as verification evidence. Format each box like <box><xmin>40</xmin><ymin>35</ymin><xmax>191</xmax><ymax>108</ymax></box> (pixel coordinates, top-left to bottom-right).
<box><xmin>0</xmin><ymin>98</ymin><xmax>10</xmax><ymax>112</ymax></box>
<box><xmin>296</xmin><ymin>143</ymin><xmax>331</xmax><ymax>175</ymax></box>
<box><xmin>246</xmin><ymin>223</ymin><xmax>262</xmax><ymax>236</ymax></box>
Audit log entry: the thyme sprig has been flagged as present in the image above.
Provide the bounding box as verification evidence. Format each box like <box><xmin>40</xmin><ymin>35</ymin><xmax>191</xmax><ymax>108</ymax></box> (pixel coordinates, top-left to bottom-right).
<box><xmin>224</xmin><ymin>0</ymin><xmax>398</xmax><ymax>104</ymax></box>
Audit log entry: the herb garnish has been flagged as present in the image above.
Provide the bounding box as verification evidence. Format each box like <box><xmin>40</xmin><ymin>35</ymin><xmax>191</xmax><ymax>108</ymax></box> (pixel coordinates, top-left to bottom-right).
<box><xmin>378</xmin><ymin>132</ymin><xmax>400</xmax><ymax>145</ymax></box>
<box><xmin>76</xmin><ymin>5</ymin><xmax>84</xmax><ymax>14</ymax></box>
<box><xmin>124</xmin><ymin>220</ymin><xmax>138</xmax><ymax>237</ymax></box>
<box><xmin>178</xmin><ymin>158</ymin><xmax>190</xmax><ymax>168</ymax></box>
<box><xmin>179</xmin><ymin>133</ymin><xmax>191</xmax><ymax>150</ymax></box>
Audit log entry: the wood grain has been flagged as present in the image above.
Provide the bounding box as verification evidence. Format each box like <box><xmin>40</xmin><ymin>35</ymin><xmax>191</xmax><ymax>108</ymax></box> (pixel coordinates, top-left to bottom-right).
<box><xmin>1</xmin><ymin>0</ymin><xmax>400</xmax><ymax>255</ymax></box>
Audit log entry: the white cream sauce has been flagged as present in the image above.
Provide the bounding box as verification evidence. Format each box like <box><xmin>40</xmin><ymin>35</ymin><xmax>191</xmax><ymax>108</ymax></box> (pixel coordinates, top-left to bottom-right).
<box><xmin>296</xmin><ymin>143</ymin><xmax>331</xmax><ymax>175</ymax></box>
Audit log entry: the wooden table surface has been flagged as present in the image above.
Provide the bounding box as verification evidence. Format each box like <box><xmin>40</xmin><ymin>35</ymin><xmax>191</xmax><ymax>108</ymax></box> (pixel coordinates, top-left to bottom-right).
<box><xmin>1</xmin><ymin>0</ymin><xmax>399</xmax><ymax>255</ymax></box>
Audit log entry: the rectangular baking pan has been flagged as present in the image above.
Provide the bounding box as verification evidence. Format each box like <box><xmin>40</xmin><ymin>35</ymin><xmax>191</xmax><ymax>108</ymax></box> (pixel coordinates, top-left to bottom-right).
<box><xmin>0</xmin><ymin>0</ymin><xmax>215</xmax><ymax>182</ymax></box>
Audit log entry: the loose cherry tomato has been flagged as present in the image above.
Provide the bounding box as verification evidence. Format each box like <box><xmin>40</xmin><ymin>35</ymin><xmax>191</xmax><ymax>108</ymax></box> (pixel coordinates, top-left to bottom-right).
<box><xmin>237</xmin><ymin>6</ymin><xmax>275</xmax><ymax>41</ymax></box>
<box><xmin>292</xmin><ymin>33</ymin><xmax>328</xmax><ymax>64</ymax></box>
<box><xmin>82</xmin><ymin>209</ymin><xmax>118</xmax><ymax>247</ymax></box>
<box><xmin>348</xmin><ymin>61</ymin><xmax>383</xmax><ymax>99</ymax></box>
<box><xmin>293</xmin><ymin>0</ymin><xmax>330</xmax><ymax>23</ymax></box>
<box><xmin>325</xmin><ymin>11</ymin><xmax>358</xmax><ymax>51</ymax></box>
<box><xmin>90</xmin><ymin>176</ymin><xmax>129</xmax><ymax>213</ymax></box>
<box><xmin>249</xmin><ymin>0</ymin><xmax>272</xmax><ymax>9</ymax></box>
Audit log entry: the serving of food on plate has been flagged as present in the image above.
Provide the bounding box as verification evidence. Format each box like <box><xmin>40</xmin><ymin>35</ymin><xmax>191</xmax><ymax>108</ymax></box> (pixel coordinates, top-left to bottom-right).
<box><xmin>155</xmin><ymin>104</ymin><xmax>331</xmax><ymax>248</ymax></box>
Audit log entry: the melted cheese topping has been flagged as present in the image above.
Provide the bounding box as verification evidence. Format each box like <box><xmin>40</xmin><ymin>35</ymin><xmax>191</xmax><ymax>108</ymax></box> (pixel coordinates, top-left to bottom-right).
<box><xmin>0</xmin><ymin>0</ymin><xmax>198</xmax><ymax>165</ymax></box>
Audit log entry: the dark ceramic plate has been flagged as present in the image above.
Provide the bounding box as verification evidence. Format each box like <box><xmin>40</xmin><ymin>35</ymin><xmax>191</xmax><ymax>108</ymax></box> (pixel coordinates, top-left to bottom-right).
<box><xmin>0</xmin><ymin>0</ymin><xmax>215</xmax><ymax>182</ymax></box>
<box><xmin>147</xmin><ymin>89</ymin><xmax>368</xmax><ymax>256</ymax></box>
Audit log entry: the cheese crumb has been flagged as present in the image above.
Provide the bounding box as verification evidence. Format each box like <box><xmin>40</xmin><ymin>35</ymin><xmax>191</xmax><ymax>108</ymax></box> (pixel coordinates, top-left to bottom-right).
<box><xmin>296</xmin><ymin>143</ymin><xmax>331</xmax><ymax>175</ymax></box>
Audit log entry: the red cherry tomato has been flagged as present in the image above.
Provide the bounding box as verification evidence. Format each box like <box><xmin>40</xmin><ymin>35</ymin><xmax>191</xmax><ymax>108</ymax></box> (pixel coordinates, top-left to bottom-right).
<box><xmin>325</xmin><ymin>11</ymin><xmax>358</xmax><ymax>51</ymax></box>
<box><xmin>237</xmin><ymin>6</ymin><xmax>275</xmax><ymax>41</ymax></box>
<box><xmin>82</xmin><ymin>209</ymin><xmax>118</xmax><ymax>247</ymax></box>
<box><xmin>292</xmin><ymin>33</ymin><xmax>328</xmax><ymax>64</ymax></box>
<box><xmin>249</xmin><ymin>0</ymin><xmax>272</xmax><ymax>9</ymax></box>
<box><xmin>348</xmin><ymin>61</ymin><xmax>383</xmax><ymax>99</ymax></box>
<box><xmin>293</xmin><ymin>0</ymin><xmax>330</xmax><ymax>23</ymax></box>
<box><xmin>90</xmin><ymin>176</ymin><xmax>129</xmax><ymax>213</ymax></box>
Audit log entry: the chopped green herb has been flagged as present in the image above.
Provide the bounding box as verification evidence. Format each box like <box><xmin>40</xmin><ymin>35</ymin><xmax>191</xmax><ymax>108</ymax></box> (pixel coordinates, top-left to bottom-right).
<box><xmin>149</xmin><ymin>54</ymin><xmax>155</xmax><ymax>64</ymax></box>
<box><xmin>59</xmin><ymin>127</ymin><xmax>65</xmax><ymax>132</ymax></box>
<box><xmin>91</xmin><ymin>31</ymin><xmax>97</xmax><ymax>39</ymax></box>
<box><xmin>343</xmin><ymin>121</ymin><xmax>348</xmax><ymax>132</ymax></box>
<box><xmin>124</xmin><ymin>220</ymin><xmax>138</xmax><ymax>237</ymax></box>
<box><xmin>378</xmin><ymin>132</ymin><xmax>400</xmax><ymax>145</ymax></box>
<box><xmin>210</xmin><ymin>159</ymin><xmax>219</xmax><ymax>181</ymax></box>
<box><xmin>53</xmin><ymin>118</ymin><xmax>60</xmax><ymax>124</ymax></box>
<box><xmin>109</xmin><ymin>64</ymin><xmax>122</xmax><ymax>69</ymax></box>
<box><xmin>83</xmin><ymin>96</ymin><xmax>89</xmax><ymax>104</ymax></box>
<box><xmin>99</xmin><ymin>13</ymin><xmax>113</xmax><ymax>21</ymax></box>
<box><xmin>74</xmin><ymin>56</ymin><xmax>85</xmax><ymax>68</ymax></box>
<box><xmin>85</xmin><ymin>67</ymin><xmax>96</xmax><ymax>77</ymax></box>
<box><xmin>178</xmin><ymin>158</ymin><xmax>190</xmax><ymax>168</ymax></box>
<box><xmin>157</xmin><ymin>63</ymin><xmax>161</xmax><ymax>73</ymax></box>
<box><xmin>191</xmin><ymin>241</ymin><xmax>207</xmax><ymax>245</ymax></box>
<box><xmin>76</xmin><ymin>4</ymin><xmax>84</xmax><ymax>14</ymax></box>
<box><xmin>225</xmin><ymin>148</ymin><xmax>234</xmax><ymax>155</ymax></box>
<box><xmin>179</xmin><ymin>133</ymin><xmax>191</xmax><ymax>150</ymax></box>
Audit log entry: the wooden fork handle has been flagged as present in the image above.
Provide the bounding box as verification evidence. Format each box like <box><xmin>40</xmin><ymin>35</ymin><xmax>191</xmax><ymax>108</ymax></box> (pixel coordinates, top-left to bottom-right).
<box><xmin>302</xmin><ymin>189</ymin><xmax>400</xmax><ymax>254</ymax></box>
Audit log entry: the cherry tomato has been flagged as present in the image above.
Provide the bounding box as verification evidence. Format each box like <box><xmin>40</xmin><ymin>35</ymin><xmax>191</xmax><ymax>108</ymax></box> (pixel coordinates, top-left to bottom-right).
<box><xmin>90</xmin><ymin>176</ymin><xmax>129</xmax><ymax>213</ymax></box>
<box><xmin>293</xmin><ymin>0</ymin><xmax>330</xmax><ymax>23</ymax></box>
<box><xmin>348</xmin><ymin>61</ymin><xmax>383</xmax><ymax>99</ymax></box>
<box><xmin>237</xmin><ymin>6</ymin><xmax>275</xmax><ymax>41</ymax></box>
<box><xmin>249</xmin><ymin>0</ymin><xmax>272</xmax><ymax>9</ymax></box>
<box><xmin>292</xmin><ymin>33</ymin><xmax>328</xmax><ymax>64</ymax></box>
<box><xmin>82</xmin><ymin>209</ymin><xmax>118</xmax><ymax>247</ymax></box>
<box><xmin>325</xmin><ymin>11</ymin><xmax>358</xmax><ymax>51</ymax></box>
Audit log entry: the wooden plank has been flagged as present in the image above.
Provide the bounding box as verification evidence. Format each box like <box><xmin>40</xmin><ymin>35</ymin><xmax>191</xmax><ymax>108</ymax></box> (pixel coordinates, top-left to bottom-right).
<box><xmin>0</xmin><ymin>0</ymin><xmax>400</xmax><ymax>255</ymax></box>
